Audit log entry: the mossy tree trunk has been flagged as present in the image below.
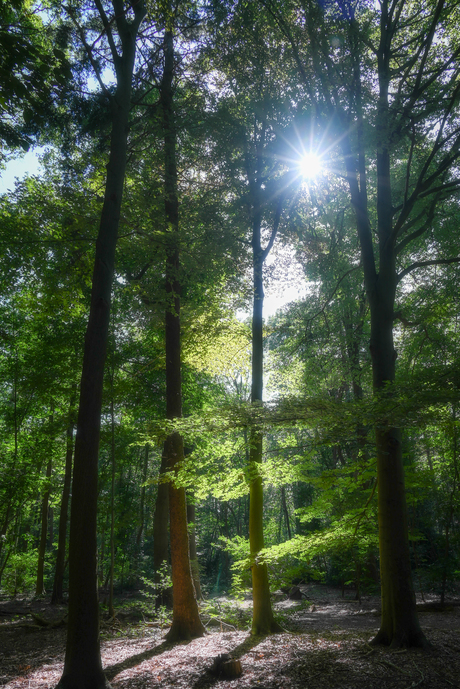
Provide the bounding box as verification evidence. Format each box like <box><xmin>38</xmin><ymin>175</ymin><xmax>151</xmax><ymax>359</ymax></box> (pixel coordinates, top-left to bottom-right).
<box><xmin>247</xmin><ymin>182</ymin><xmax>282</xmax><ymax>635</ymax></box>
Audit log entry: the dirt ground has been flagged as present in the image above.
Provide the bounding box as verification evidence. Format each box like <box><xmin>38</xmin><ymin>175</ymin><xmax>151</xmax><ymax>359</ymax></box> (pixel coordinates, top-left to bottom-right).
<box><xmin>1</xmin><ymin>585</ymin><xmax>460</xmax><ymax>688</ymax></box>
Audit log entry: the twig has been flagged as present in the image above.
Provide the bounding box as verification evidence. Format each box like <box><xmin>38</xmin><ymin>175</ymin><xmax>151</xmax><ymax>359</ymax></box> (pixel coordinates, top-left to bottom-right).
<box><xmin>377</xmin><ymin>659</ymin><xmax>412</xmax><ymax>676</ymax></box>
<box><xmin>430</xmin><ymin>668</ymin><xmax>455</xmax><ymax>686</ymax></box>
<box><xmin>409</xmin><ymin>658</ymin><xmax>424</xmax><ymax>688</ymax></box>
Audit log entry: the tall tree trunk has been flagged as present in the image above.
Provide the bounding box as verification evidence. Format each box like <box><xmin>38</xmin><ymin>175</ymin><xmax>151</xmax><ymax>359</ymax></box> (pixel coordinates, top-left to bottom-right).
<box><xmin>51</xmin><ymin>390</ymin><xmax>76</xmax><ymax>605</ymax></box>
<box><xmin>36</xmin><ymin>455</ymin><xmax>52</xmax><ymax>596</ymax></box>
<box><xmin>370</xmin><ymin>304</ymin><xmax>425</xmax><ymax>647</ymax></box>
<box><xmin>341</xmin><ymin>13</ymin><xmax>427</xmax><ymax>646</ymax></box>
<box><xmin>161</xmin><ymin>28</ymin><xmax>204</xmax><ymax>643</ymax></box>
<box><xmin>136</xmin><ymin>444</ymin><xmax>149</xmax><ymax>550</ymax></box>
<box><xmin>0</xmin><ymin>500</ymin><xmax>12</xmax><ymax>569</ymax></box>
<box><xmin>280</xmin><ymin>487</ymin><xmax>291</xmax><ymax>541</ymax></box>
<box><xmin>368</xmin><ymin>23</ymin><xmax>426</xmax><ymax>647</ymax></box>
<box><xmin>57</xmin><ymin>4</ymin><xmax>145</xmax><ymax>686</ymax></box>
<box><xmin>108</xmin><ymin>394</ymin><xmax>116</xmax><ymax>618</ymax></box>
<box><xmin>347</xmin><ymin>162</ymin><xmax>426</xmax><ymax>647</ymax></box>
<box><xmin>249</xmin><ymin>232</ymin><xmax>281</xmax><ymax>635</ymax></box>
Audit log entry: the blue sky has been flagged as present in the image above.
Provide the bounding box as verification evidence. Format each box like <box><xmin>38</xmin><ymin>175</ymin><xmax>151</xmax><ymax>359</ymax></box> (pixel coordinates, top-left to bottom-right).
<box><xmin>0</xmin><ymin>149</ymin><xmax>43</xmax><ymax>194</ymax></box>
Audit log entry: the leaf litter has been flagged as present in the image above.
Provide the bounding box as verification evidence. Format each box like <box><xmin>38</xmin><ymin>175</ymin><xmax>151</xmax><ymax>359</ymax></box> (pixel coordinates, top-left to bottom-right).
<box><xmin>1</xmin><ymin>586</ymin><xmax>460</xmax><ymax>688</ymax></box>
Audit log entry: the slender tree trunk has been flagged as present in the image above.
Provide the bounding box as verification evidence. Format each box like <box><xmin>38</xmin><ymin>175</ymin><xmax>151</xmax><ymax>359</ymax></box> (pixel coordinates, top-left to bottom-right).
<box><xmin>57</xmin><ymin>4</ymin><xmax>145</xmax><ymax>686</ymax></box>
<box><xmin>51</xmin><ymin>391</ymin><xmax>76</xmax><ymax>605</ymax></box>
<box><xmin>0</xmin><ymin>500</ymin><xmax>12</xmax><ymax>569</ymax></box>
<box><xmin>36</xmin><ymin>456</ymin><xmax>52</xmax><ymax>596</ymax></box>
<box><xmin>349</xmin><ymin>193</ymin><xmax>427</xmax><ymax>649</ymax></box>
<box><xmin>340</xmin><ymin>21</ymin><xmax>426</xmax><ymax>646</ymax></box>
<box><xmin>249</xmin><ymin>240</ymin><xmax>281</xmax><ymax>635</ymax></box>
<box><xmin>153</xmin><ymin>451</ymin><xmax>171</xmax><ymax>606</ymax></box>
<box><xmin>187</xmin><ymin>501</ymin><xmax>202</xmax><ymax>600</ymax></box>
<box><xmin>136</xmin><ymin>444</ymin><xmax>149</xmax><ymax>550</ymax></box>
<box><xmin>367</xmin><ymin>30</ymin><xmax>426</xmax><ymax>647</ymax></box>
<box><xmin>440</xmin><ymin>405</ymin><xmax>458</xmax><ymax>607</ymax></box>
<box><xmin>48</xmin><ymin>507</ymin><xmax>54</xmax><ymax>549</ymax></box>
<box><xmin>161</xmin><ymin>28</ymin><xmax>204</xmax><ymax>643</ymax></box>
<box><xmin>368</xmin><ymin>275</ymin><xmax>425</xmax><ymax>646</ymax></box>
<box><xmin>281</xmin><ymin>487</ymin><xmax>291</xmax><ymax>541</ymax></box>
<box><xmin>108</xmin><ymin>395</ymin><xmax>116</xmax><ymax>618</ymax></box>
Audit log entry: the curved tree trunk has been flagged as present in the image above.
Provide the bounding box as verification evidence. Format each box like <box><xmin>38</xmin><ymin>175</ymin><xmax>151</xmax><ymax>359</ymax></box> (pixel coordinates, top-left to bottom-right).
<box><xmin>56</xmin><ymin>4</ymin><xmax>145</xmax><ymax>687</ymax></box>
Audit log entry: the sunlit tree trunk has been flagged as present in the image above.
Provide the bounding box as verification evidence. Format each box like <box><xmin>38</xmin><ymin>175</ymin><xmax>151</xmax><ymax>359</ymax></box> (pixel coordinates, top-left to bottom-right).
<box><xmin>161</xmin><ymin>28</ymin><xmax>204</xmax><ymax>643</ymax></box>
<box><xmin>187</xmin><ymin>501</ymin><xmax>202</xmax><ymax>600</ymax></box>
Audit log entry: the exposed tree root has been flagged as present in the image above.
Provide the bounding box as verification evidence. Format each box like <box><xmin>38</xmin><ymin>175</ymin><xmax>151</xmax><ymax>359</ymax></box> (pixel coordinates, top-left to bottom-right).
<box><xmin>370</xmin><ymin>627</ymin><xmax>433</xmax><ymax>650</ymax></box>
<box><xmin>251</xmin><ymin>619</ymin><xmax>284</xmax><ymax>636</ymax></box>
<box><xmin>165</xmin><ymin>619</ymin><xmax>206</xmax><ymax>643</ymax></box>
<box><xmin>55</xmin><ymin>672</ymin><xmax>112</xmax><ymax>689</ymax></box>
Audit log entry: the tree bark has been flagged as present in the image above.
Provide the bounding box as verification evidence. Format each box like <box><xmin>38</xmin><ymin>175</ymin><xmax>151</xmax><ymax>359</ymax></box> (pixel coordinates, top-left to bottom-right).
<box><xmin>341</xmin><ymin>6</ymin><xmax>427</xmax><ymax>647</ymax></box>
<box><xmin>56</xmin><ymin>3</ymin><xmax>145</xmax><ymax>687</ymax></box>
<box><xmin>160</xmin><ymin>28</ymin><xmax>204</xmax><ymax>643</ymax></box>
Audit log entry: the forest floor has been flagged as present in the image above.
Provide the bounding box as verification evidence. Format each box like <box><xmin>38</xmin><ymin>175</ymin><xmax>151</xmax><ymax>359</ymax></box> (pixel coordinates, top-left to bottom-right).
<box><xmin>1</xmin><ymin>585</ymin><xmax>460</xmax><ymax>688</ymax></box>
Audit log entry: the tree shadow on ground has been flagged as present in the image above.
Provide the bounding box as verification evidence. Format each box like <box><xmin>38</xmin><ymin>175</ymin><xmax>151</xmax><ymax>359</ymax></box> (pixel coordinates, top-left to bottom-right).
<box><xmin>104</xmin><ymin>639</ymin><xmax>174</xmax><ymax>681</ymax></box>
<box><xmin>191</xmin><ymin>633</ymin><xmax>264</xmax><ymax>689</ymax></box>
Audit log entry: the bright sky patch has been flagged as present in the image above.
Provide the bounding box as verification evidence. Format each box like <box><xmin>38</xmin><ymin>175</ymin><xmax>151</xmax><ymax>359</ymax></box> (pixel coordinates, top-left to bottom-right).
<box><xmin>299</xmin><ymin>152</ymin><xmax>322</xmax><ymax>179</ymax></box>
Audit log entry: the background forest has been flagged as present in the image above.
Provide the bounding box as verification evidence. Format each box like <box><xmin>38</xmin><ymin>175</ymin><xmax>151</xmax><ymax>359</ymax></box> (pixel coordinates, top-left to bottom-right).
<box><xmin>1</xmin><ymin>0</ymin><xmax>460</xmax><ymax>665</ymax></box>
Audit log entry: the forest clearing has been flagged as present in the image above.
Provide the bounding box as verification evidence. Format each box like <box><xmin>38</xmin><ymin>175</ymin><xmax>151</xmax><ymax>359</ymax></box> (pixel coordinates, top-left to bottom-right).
<box><xmin>2</xmin><ymin>586</ymin><xmax>460</xmax><ymax>689</ymax></box>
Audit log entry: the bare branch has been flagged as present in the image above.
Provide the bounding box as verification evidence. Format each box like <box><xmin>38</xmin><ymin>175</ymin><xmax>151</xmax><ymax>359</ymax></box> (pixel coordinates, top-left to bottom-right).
<box><xmin>393</xmin><ymin>311</ymin><xmax>419</xmax><ymax>327</ymax></box>
<box><xmin>397</xmin><ymin>257</ymin><xmax>460</xmax><ymax>283</ymax></box>
<box><xmin>395</xmin><ymin>193</ymin><xmax>439</xmax><ymax>255</ymax></box>
<box><xmin>306</xmin><ymin>265</ymin><xmax>362</xmax><ymax>327</ymax></box>
<box><xmin>262</xmin><ymin>191</ymin><xmax>284</xmax><ymax>262</ymax></box>
<box><xmin>94</xmin><ymin>0</ymin><xmax>119</xmax><ymax>63</ymax></box>
<box><xmin>65</xmin><ymin>5</ymin><xmax>111</xmax><ymax>99</ymax></box>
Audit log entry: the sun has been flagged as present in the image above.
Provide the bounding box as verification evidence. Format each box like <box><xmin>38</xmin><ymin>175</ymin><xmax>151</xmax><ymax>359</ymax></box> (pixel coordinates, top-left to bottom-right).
<box><xmin>299</xmin><ymin>152</ymin><xmax>322</xmax><ymax>179</ymax></box>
